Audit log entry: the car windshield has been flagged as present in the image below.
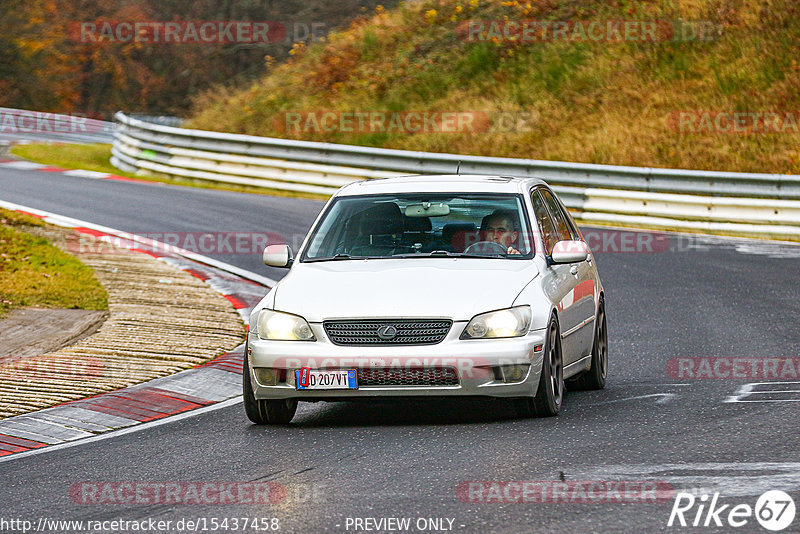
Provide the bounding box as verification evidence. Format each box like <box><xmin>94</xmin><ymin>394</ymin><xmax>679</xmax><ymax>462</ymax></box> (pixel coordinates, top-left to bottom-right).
<box><xmin>302</xmin><ymin>193</ymin><xmax>534</xmax><ymax>261</ymax></box>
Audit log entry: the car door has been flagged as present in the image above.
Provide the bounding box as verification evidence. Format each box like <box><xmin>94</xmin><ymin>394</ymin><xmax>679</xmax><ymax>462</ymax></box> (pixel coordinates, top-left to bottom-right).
<box><xmin>531</xmin><ymin>188</ymin><xmax>584</xmax><ymax>365</ymax></box>
<box><xmin>539</xmin><ymin>187</ymin><xmax>596</xmax><ymax>360</ymax></box>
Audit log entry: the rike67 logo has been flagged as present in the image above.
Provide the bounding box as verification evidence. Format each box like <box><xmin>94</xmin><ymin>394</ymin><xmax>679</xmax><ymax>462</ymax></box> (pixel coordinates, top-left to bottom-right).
<box><xmin>668</xmin><ymin>490</ymin><xmax>796</xmax><ymax>531</ymax></box>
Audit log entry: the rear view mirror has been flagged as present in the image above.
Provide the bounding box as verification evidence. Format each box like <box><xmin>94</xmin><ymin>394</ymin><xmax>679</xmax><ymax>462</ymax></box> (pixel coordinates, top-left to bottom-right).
<box><xmin>550</xmin><ymin>240</ymin><xmax>588</xmax><ymax>264</ymax></box>
<box><xmin>405</xmin><ymin>202</ymin><xmax>450</xmax><ymax>217</ymax></box>
<box><xmin>263</xmin><ymin>244</ymin><xmax>294</xmax><ymax>268</ymax></box>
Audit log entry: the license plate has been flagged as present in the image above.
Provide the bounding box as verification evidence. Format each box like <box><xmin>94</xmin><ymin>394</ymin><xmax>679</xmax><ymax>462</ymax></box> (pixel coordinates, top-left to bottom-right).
<box><xmin>295</xmin><ymin>369</ymin><xmax>358</xmax><ymax>390</ymax></box>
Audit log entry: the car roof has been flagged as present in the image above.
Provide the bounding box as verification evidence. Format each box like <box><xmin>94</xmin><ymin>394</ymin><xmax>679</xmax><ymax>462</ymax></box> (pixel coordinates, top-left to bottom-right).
<box><xmin>335</xmin><ymin>174</ymin><xmax>550</xmax><ymax>196</ymax></box>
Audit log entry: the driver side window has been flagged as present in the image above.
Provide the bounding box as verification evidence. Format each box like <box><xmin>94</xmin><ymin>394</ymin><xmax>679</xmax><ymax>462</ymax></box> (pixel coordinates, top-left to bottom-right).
<box><xmin>539</xmin><ymin>188</ymin><xmax>573</xmax><ymax>243</ymax></box>
<box><xmin>531</xmin><ymin>189</ymin><xmax>558</xmax><ymax>255</ymax></box>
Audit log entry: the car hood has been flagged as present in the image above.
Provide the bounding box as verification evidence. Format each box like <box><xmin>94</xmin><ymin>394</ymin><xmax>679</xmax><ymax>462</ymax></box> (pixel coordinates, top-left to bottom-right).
<box><xmin>272</xmin><ymin>259</ymin><xmax>539</xmax><ymax>322</ymax></box>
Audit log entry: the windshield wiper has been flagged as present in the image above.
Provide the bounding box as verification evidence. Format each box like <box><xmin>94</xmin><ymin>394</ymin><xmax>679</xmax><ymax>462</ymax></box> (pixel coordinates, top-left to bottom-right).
<box><xmin>389</xmin><ymin>250</ymin><xmax>459</xmax><ymax>258</ymax></box>
<box><xmin>429</xmin><ymin>249</ymin><xmax>507</xmax><ymax>258</ymax></box>
<box><xmin>305</xmin><ymin>253</ymin><xmax>367</xmax><ymax>262</ymax></box>
<box><xmin>390</xmin><ymin>250</ymin><xmax>504</xmax><ymax>258</ymax></box>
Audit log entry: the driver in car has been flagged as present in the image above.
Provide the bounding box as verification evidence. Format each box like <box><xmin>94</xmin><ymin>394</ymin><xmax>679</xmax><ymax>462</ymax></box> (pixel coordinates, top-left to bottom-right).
<box><xmin>480</xmin><ymin>210</ymin><xmax>521</xmax><ymax>255</ymax></box>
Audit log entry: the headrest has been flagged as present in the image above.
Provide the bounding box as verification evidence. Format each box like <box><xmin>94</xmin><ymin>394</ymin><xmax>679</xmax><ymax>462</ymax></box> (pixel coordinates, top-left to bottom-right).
<box><xmin>359</xmin><ymin>203</ymin><xmax>403</xmax><ymax>235</ymax></box>
<box><xmin>442</xmin><ymin>222</ymin><xmax>476</xmax><ymax>244</ymax></box>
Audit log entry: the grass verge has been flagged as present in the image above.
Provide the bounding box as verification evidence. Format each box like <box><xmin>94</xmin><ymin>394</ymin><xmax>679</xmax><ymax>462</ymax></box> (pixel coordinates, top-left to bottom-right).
<box><xmin>0</xmin><ymin>207</ymin><xmax>108</xmax><ymax>319</ymax></box>
<box><xmin>10</xmin><ymin>143</ymin><xmax>329</xmax><ymax>201</ymax></box>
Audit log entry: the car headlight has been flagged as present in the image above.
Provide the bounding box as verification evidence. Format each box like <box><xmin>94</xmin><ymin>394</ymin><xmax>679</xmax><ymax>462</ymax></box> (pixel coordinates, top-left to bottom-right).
<box><xmin>257</xmin><ymin>309</ymin><xmax>315</xmax><ymax>341</ymax></box>
<box><xmin>461</xmin><ymin>306</ymin><xmax>532</xmax><ymax>339</ymax></box>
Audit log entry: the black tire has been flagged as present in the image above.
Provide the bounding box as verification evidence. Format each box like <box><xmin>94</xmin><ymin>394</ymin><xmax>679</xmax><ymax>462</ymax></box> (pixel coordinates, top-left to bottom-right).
<box><xmin>568</xmin><ymin>299</ymin><xmax>608</xmax><ymax>391</ymax></box>
<box><xmin>243</xmin><ymin>356</ymin><xmax>297</xmax><ymax>425</ymax></box>
<box><xmin>512</xmin><ymin>316</ymin><xmax>563</xmax><ymax>418</ymax></box>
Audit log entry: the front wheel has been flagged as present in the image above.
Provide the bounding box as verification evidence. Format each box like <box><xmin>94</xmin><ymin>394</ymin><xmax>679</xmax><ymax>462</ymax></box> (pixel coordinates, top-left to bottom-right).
<box><xmin>568</xmin><ymin>299</ymin><xmax>607</xmax><ymax>391</ymax></box>
<box><xmin>512</xmin><ymin>316</ymin><xmax>563</xmax><ymax>418</ymax></box>
<box><xmin>243</xmin><ymin>356</ymin><xmax>298</xmax><ymax>425</ymax></box>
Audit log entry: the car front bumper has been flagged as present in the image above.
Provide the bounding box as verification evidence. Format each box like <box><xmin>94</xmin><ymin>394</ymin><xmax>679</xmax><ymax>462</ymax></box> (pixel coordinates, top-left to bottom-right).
<box><xmin>246</xmin><ymin>323</ymin><xmax>546</xmax><ymax>400</ymax></box>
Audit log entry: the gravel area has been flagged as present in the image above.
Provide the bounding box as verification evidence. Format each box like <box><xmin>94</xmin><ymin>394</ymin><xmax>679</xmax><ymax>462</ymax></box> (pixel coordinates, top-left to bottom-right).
<box><xmin>0</xmin><ymin>226</ymin><xmax>246</xmax><ymax>419</ymax></box>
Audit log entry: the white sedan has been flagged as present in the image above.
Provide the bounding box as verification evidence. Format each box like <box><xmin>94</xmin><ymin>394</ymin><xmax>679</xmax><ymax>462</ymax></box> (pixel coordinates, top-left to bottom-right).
<box><xmin>244</xmin><ymin>175</ymin><xmax>607</xmax><ymax>424</ymax></box>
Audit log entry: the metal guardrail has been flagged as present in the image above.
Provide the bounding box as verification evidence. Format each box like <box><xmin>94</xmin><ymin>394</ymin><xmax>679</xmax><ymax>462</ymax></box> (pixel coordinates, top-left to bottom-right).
<box><xmin>127</xmin><ymin>114</ymin><xmax>185</xmax><ymax>127</ymax></box>
<box><xmin>112</xmin><ymin>112</ymin><xmax>800</xmax><ymax>239</ymax></box>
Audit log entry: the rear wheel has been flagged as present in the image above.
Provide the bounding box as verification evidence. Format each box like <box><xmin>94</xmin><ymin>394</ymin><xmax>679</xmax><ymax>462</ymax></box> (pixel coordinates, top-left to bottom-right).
<box><xmin>243</xmin><ymin>356</ymin><xmax>297</xmax><ymax>425</ymax></box>
<box><xmin>568</xmin><ymin>299</ymin><xmax>607</xmax><ymax>391</ymax></box>
<box><xmin>512</xmin><ymin>316</ymin><xmax>563</xmax><ymax>418</ymax></box>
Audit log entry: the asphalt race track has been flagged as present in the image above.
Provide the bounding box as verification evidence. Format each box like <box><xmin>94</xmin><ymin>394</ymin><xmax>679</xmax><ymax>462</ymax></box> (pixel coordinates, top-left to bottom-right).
<box><xmin>1</xmin><ymin>167</ymin><xmax>799</xmax><ymax>533</ymax></box>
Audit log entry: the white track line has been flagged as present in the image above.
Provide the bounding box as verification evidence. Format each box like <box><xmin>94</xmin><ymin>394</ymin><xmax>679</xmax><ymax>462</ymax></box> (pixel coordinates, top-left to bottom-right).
<box><xmin>0</xmin><ymin>398</ymin><xmax>243</xmax><ymax>464</ymax></box>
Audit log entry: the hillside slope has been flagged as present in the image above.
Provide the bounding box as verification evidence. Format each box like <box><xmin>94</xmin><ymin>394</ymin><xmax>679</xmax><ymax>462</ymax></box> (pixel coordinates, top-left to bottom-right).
<box><xmin>189</xmin><ymin>0</ymin><xmax>800</xmax><ymax>174</ymax></box>
<box><xmin>0</xmin><ymin>0</ymin><xmax>395</xmax><ymax>116</ymax></box>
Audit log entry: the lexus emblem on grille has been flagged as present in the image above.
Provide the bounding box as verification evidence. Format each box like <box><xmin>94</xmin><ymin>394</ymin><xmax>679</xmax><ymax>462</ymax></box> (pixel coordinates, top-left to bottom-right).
<box><xmin>376</xmin><ymin>325</ymin><xmax>398</xmax><ymax>340</ymax></box>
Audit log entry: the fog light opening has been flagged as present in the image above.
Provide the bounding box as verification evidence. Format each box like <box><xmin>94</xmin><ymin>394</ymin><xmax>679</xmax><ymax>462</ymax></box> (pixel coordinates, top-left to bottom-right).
<box><xmin>254</xmin><ymin>368</ymin><xmax>285</xmax><ymax>386</ymax></box>
<box><xmin>497</xmin><ymin>364</ymin><xmax>530</xmax><ymax>383</ymax></box>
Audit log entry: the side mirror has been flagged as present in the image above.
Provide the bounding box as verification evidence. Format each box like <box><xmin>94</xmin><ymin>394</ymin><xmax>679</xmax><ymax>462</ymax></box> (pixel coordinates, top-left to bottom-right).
<box><xmin>263</xmin><ymin>244</ymin><xmax>294</xmax><ymax>268</ymax></box>
<box><xmin>550</xmin><ymin>240</ymin><xmax>588</xmax><ymax>264</ymax></box>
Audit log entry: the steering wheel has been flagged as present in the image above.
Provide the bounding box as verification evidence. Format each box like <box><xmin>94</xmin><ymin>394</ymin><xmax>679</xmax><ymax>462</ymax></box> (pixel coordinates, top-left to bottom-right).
<box><xmin>464</xmin><ymin>241</ymin><xmax>509</xmax><ymax>255</ymax></box>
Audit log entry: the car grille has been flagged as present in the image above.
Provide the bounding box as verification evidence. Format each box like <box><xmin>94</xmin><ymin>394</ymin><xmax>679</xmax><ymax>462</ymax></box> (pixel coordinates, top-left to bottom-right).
<box><xmin>323</xmin><ymin>319</ymin><xmax>452</xmax><ymax>345</ymax></box>
<box><xmin>358</xmin><ymin>367</ymin><xmax>459</xmax><ymax>387</ymax></box>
